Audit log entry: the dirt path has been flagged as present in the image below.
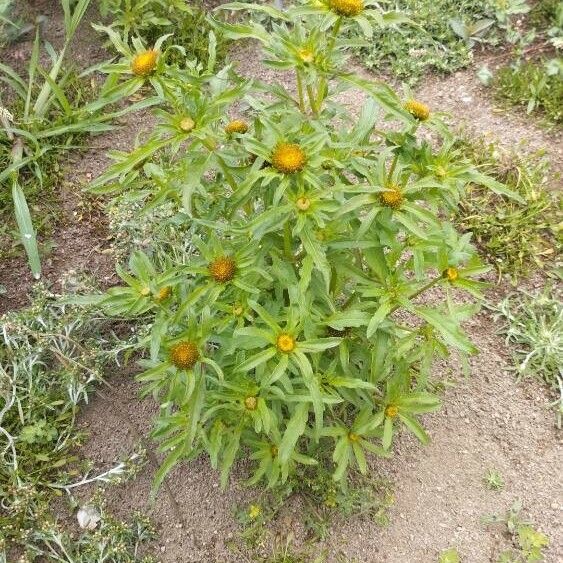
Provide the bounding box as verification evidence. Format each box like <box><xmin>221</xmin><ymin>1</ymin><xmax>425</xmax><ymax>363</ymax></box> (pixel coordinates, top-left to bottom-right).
<box><xmin>74</xmin><ymin>43</ymin><xmax>563</xmax><ymax>563</ymax></box>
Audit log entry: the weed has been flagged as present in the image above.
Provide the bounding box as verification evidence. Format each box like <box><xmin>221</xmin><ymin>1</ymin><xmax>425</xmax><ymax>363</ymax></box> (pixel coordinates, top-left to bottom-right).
<box><xmin>356</xmin><ymin>0</ymin><xmax>499</xmax><ymax>84</ymax></box>
<box><xmin>492</xmin><ymin>286</ymin><xmax>563</xmax><ymax>424</ymax></box>
<box><xmin>484</xmin><ymin>500</ymin><xmax>550</xmax><ymax>562</ymax></box>
<box><xmin>484</xmin><ymin>468</ymin><xmax>505</xmax><ymax>491</ymax></box>
<box><xmin>454</xmin><ymin>138</ymin><xmax>560</xmax><ymax>281</ymax></box>
<box><xmin>439</xmin><ymin>548</ymin><xmax>461</xmax><ymax>563</ymax></box>
<box><xmin>0</xmin><ymin>284</ymin><xmax>145</xmax><ymax>559</ymax></box>
<box><xmin>493</xmin><ymin>60</ymin><xmax>563</xmax><ymax>125</ymax></box>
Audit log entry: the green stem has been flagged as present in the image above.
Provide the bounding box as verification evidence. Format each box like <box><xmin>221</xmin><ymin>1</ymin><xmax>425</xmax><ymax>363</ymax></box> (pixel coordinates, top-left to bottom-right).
<box><xmin>387</xmin><ymin>153</ymin><xmax>399</xmax><ymax>183</ymax></box>
<box><xmin>306</xmin><ymin>84</ymin><xmax>319</xmax><ymax>117</ymax></box>
<box><xmin>315</xmin><ymin>18</ymin><xmax>342</xmax><ymax>113</ymax></box>
<box><xmin>284</xmin><ymin>222</ymin><xmax>293</xmax><ymax>262</ymax></box>
<box><xmin>296</xmin><ymin>70</ymin><xmax>305</xmax><ymax>113</ymax></box>
<box><xmin>390</xmin><ymin>276</ymin><xmax>442</xmax><ymax>314</ymax></box>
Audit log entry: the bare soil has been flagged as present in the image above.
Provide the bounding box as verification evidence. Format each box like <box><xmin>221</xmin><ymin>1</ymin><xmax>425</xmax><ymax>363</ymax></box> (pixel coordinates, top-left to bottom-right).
<box><xmin>2</xmin><ymin>9</ymin><xmax>562</xmax><ymax>563</ymax></box>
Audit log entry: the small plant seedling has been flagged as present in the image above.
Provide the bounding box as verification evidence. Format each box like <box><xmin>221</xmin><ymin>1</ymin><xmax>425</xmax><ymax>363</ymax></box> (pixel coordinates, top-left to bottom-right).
<box><xmin>439</xmin><ymin>547</ymin><xmax>461</xmax><ymax>563</ymax></box>
<box><xmin>484</xmin><ymin>468</ymin><xmax>505</xmax><ymax>491</ymax></box>
<box><xmin>484</xmin><ymin>500</ymin><xmax>550</xmax><ymax>562</ymax></box>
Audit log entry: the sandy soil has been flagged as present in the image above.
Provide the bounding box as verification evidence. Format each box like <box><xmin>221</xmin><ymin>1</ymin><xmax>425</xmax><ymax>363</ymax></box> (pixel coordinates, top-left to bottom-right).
<box><xmin>2</xmin><ymin>7</ymin><xmax>562</xmax><ymax>563</ymax></box>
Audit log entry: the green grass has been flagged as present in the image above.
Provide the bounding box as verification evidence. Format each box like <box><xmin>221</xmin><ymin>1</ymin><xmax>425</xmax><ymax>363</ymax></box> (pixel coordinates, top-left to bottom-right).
<box><xmin>454</xmin><ymin>138</ymin><xmax>561</xmax><ymax>281</ymax></box>
<box><xmin>0</xmin><ymin>284</ymin><xmax>150</xmax><ymax>560</ymax></box>
<box><xmin>492</xmin><ymin>286</ymin><xmax>562</xmax><ymax>424</ymax></box>
<box><xmin>357</xmin><ymin>0</ymin><xmax>494</xmax><ymax>84</ymax></box>
<box><xmin>493</xmin><ymin>60</ymin><xmax>563</xmax><ymax>126</ymax></box>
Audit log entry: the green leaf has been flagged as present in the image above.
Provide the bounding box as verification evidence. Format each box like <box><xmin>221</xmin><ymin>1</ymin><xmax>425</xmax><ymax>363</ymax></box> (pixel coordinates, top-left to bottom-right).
<box><xmin>279</xmin><ymin>402</ymin><xmax>309</xmax><ymax>464</ymax></box>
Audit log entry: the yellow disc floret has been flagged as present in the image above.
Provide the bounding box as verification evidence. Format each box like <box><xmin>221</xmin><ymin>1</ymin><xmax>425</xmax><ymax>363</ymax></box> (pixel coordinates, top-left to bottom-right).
<box><xmin>298</xmin><ymin>48</ymin><xmax>315</xmax><ymax>63</ymax></box>
<box><xmin>209</xmin><ymin>256</ymin><xmax>237</xmax><ymax>283</ymax></box>
<box><xmin>179</xmin><ymin>117</ymin><xmax>195</xmax><ymax>132</ymax></box>
<box><xmin>380</xmin><ymin>185</ymin><xmax>404</xmax><ymax>209</ymax></box>
<box><xmin>244</xmin><ymin>396</ymin><xmax>258</xmax><ymax>411</ymax></box>
<box><xmin>329</xmin><ymin>0</ymin><xmax>364</xmax><ymax>17</ymax></box>
<box><xmin>296</xmin><ymin>197</ymin><xmax>311</xmax><ymax>211</ymax></box>
<box><xmin>443</xmin><ymin>267</ymin><xmax>459</xmax><ymax>282</ymax></box>
<box><xmin>385</xmin><ymin>405</ymin><xmax>399</xmax><ymax>418</ymax></box>
<box><xmin>131</xmin><ymin>50</ymin><xmax>158</xmax><ymax>76</ymax></box>
<box><xmin>169</xmin><ymin>341</ymin><xmax>200</xmax><ymax>370</ymax></box>
<box><xmin>405</xmin><ymin>99</ymin><xmax>430</xmax><ymax>121</ymax></box>
<box><xmin>348</xmin><ymin>432</ymin><xmax>360</xmax><ymax>442</ymax></box>
<box><xmin>270</xmin><ymin>444</ymin><xmax>279</xmax><ymax>457</ymax></box>
<box><xmin>276</xmin><ymin>333</ymin><xmax>296</xmax><ymax>353</ymax></box>
<box><xmin>225</xmin><ymin>119</ymin><xmax>249</xmax><ymax>135</ymax></box>
<box><xmin>271</xmin><ymin>143</ymin><xmax>306</xmax><ymax>174</ymax></box>
<box><xmin>140</xmin><ymin>286</ymin><xmax>151</xmax><ymax>297</ymax></box>
<box><xmin>155</xmin><ymin>286</ymin><xmax>172</xmax><ymax>302</ymax></box>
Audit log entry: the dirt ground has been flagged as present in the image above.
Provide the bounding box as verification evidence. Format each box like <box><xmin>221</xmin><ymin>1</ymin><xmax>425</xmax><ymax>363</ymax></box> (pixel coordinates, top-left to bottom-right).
<box><xmin>2</xmin><ymin>6</ymin><xmax>562</xmax><ymax>563</ymax></box>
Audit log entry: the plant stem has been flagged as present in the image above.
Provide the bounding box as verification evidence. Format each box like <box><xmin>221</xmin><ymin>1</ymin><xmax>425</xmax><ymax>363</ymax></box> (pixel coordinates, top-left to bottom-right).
<box><xmin>296</xmin><ymin>70</ymin><xmax>305</xmax><ymax>113</ymax></box>
<box><xmin>284</xmin><ymin>222</ymin><xmax>293</xmax><ymax>261</ymax></box>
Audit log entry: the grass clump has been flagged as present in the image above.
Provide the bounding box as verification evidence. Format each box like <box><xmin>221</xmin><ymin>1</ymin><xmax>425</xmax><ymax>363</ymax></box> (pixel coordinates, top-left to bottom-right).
<box><xmin>454</xmin><ymin>139</ymin><xmax>560</xmax><ymax>281</ymax></box>
<box><xmin>0</xmin><ymin>284</ymin><xmax>148</xmax><ymax>560</ymax></box>
<box><xmin>493</xmin><ymin>61</ymin><xmax>563</xmax><ymax>125</ymax></box>
<box><xmin>357</xmin><ymin>0</ymin><xmax>493</xmax><ymax>84</ymax></box>
<box><xmin>492</xmin><ymin>286</ymin><xmax>562</xmax><ymax>424</ymax></box>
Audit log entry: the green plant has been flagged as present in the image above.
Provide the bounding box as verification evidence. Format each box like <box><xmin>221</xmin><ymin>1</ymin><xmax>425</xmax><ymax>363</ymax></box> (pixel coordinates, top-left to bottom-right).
<box><xmin>493</xmin><ymin>60</ymin><xmax>563</xmax><ymax>124</ymax></box>
<box><xmin>89</xmin><ymin>0</ymin><xmax>519</xmax><ymax>494</ymax></box>
<box><xmin>355</xmin><ymin>0</ymin><xmax>499</xmax><ymax>84</ymax></box>
<box><xmin>97</xmin><ymin>0</ymin><xmax>230</xmax><ymax>66</ymax></box>
<box><xmin>484</xmin><ymin>500</ymin><xmax>550</xmax><ymax>562</ymax></box>
<box><xmin>492</xmin><ymin>286</ymin><xmax>562</xmax><ymax>425</ymax></box>
<box><xmin>483</xmin><ymin>468</ymin><xmax>504</xmax><ymax>490</ymax></box>
<box><xmin>0</xmin><ymin>0</ymin><xmax>157</xmax><ymax>277</ymax></box>
<box><xmin>439</xmin><ymin>548</ymin><xmax>461</xmax><ymax>563</ymax></box>
<box><xmin>454</xmin><ymin>138</ymin><xmax>560</xmax><ymax>281</ymax></box>
<box><xmin>0</xmin><ymin>283</ymin><xmax>145</xmax><ymax>559</ymax></box>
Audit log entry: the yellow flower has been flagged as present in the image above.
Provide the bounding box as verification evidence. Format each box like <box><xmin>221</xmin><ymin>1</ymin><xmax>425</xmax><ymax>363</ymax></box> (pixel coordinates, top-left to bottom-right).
<box><xmin>170</xmin><ymin>341</ymin><xmax>200</xmax><ymax>370</ymax></box>
<box><xmin>232</xmin><ymin>303</ymin><xmax>245</xmax><ymax>317</ymax></box>
<box><xmin>443</xmin><ymin>267</ymin><xmax>459</xmax><ymax>282</ymax></box>
<box><xmin>385</xmin><ymin>405</ymin><xmax>399</xmax><ymax>418</ymax></box>
<box><xmin>155</xmin><ymin>286</ymin><xmax>172</xmax><ymax>302</ymax></box>
<box><xmin>140</xmin><ymin>286</ymin><xmax>151</xmax><ymax>297</ymax></box>
<box><xmin>296</xmin><ymin>197</ymin><xmax>311</xmax><ymax>211</ymax></box>
<box><xmin>248</xmin><ymin>504</ymin><xmax>261</xmax><ymax>519</ymax></box>
<box><xmin>209</xmin><ymin>256</ymin><xmax>237</xmax><ymax>283</ymax></box>
<box><xmin>404</xmin><ymin>99</ymin><xmax>430</xmax><ymax>121</ymax></box>
<box><xmin>131</xmin><ymin>50</ymin><xmax>158</xmax><ymax>76</ymax></box>
<box><xmin>380</xmin><ymin>185</ymin><xmax>404</xmax><ymax>208</ymax></box>
<box><xmin>328</xmin><ymin>0</ymin><xmax>364</xmax><ymax>17</ymax></box>
<box><xmin>271</xmin><ymin>143</ymin><xmax>307</xmax><ymax>174</ymax></box>
<box><xmin>276</xmin><ymin>333</ymin><xmax>296</xmax><ymax>353</ymax></box>
<box><xmin>225</xmin><ymin>119</ymin><xmax>249</xmax><ymax>134</ymax></box>
<box><xmin>348</xmin><ymin>432</ymin><xmax>360</xmax><ymax>442</ymax></box>
<box><xmin>179</xmin><ymin>117</ymin><xmax>195</xmax><ymax>132</ymax></box>
<box><xmin>270</xmin><ymin>444</ymin><xmax>279</xmax><ymax>457</ymax></box>
<box><xmin>244</xmin><ymin>396</ymin><xmax>258</xmax><ymax>411</ymax></box>
<box><xmin>298</xmin><ymin>48</ymin><xmax>315</xmax><ymax>63</ymax></box>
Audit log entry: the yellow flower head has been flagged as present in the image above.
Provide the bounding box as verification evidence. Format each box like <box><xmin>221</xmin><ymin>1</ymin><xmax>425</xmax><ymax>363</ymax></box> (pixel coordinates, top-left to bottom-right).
<box><xmin>271</xmin><ymin>143</ymin><xmax>307</xmax><ymax>174</ymax></box>
<box><xmin>244</xmin><ymin>396</ymin><xmax>258</xmax><ymax>411</ymax></box>
<box><xmin>348</xmin><ymin>432</ymin><xmax>360</xmax><ymax>442</ymax></box>
<box><xmin>296</xmin><ymin>197</ymin><xmax>311</xmax><ymax>211</ymax></box>
<box><xmin>328</xmin><ymin>0</ymin><xmax>364</xmax><ymax>17</ymax></box>
<box><xmin>232</xmin><ymin>303</ymin><xmax>245</xmax><ymax>317</ymax></box>
<box><xmin>179</xmin><ymin>117</ymin><xmax>195</xmax><ymax>132</ymax></box>
<box><xmin>380</xmin><ymin>184</ymin><xmax>404</xmax><ymax>209</ymax></box>
<box><xmin>270</xmin><ymin>444</ymin><xmax>279</xmax><ymax>457</ymax></box>
<box><xmin>170</xmin><ymin>341</ymin><xmax>200</xmax><ymax>370</ymax></box>
<box><xmin>298</xmin><ymin>48</ymin><xmax>315</xmax><ymax>64</ymax></box>
<box><xmin>443</xmin><ymin>267</ymin><xmax>459</xmax><ymax>282</ymax></box>
<box><xmin>155</xmin><ymin>286</ymin><xmax>172</xmax><ymax>302</ymax></box>
<box><xmin>405</xmin><ymin>99</ymin><xmax>430</xmax><ymax>121</ymax></box>
<box><xmin>276</xmin><ymin>333</ymin><xmax>296</xmax><ymax>353</ymax></box>
<box><xmin>131</xmin><ymin>50</ymin><xmax>158</xmax><ymax>76</ymax></box>
<box><xmin>248</xmin><ymin>504</ymin><xmax>261</xmax><ymax>519</ymax></box>
<box><xmin>385</xmin><ymin>405</ymin><xmax>399</xmax><ymax>418</ymax></box>
<box><xmin>209</xmin><ymin>256</ymin><xmax>237</xmax><ymax>283</ymax></box>
<box><xmin>140</xmin><ymin>286</ymin><xmax>151</xmax><ymax>297</ymax></box>
<box><xmin>225</xmin><ymin>119</ymin><xmax>249</xmax><ymax>135</ymax></box>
